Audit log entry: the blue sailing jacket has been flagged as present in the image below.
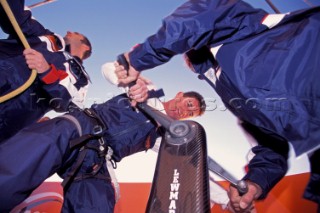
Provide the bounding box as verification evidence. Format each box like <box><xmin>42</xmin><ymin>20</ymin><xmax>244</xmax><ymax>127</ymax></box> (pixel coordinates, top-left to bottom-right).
<box><xmin>127</xmin><ymin>0</ymin><xmax>320</xmax><ymax>202</ymax></box>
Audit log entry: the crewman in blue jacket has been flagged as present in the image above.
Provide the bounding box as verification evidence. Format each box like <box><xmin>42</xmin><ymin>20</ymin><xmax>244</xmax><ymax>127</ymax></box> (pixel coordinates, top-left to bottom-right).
<box><xmin>114</xmin><ymin>0</ymin><xmax>320</xmax><ymax>211</ymax></box>
<box><xmin>0</xmin><ymin>92</ymin><xmax>157</xmax><ymax>213</ymax></box>
<box><xmin>0</xmin><ymin>84</ymin><xmax>207</xmax><ymax>212</ymax></box>
<box><xmin>0</xmin><ymin>0</ymin><xmax>92</xmax><ymax>142</ymax></box>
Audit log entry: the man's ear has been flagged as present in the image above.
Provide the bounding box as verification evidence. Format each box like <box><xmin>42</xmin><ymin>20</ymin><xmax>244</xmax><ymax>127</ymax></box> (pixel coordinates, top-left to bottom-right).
<box><xmin>82</xmin><ymin>44</ymin><xmax>90</xmax><ymax>52</ymax></box>
<box><xmin>80</xmin><ymin>45</ymin><xmax>90</xmax><ymax>59</ymax></box>
<box><xmin>175</xmin><ymin>92</ymin><xmax>184</xmax><ymax>98</ymax></box>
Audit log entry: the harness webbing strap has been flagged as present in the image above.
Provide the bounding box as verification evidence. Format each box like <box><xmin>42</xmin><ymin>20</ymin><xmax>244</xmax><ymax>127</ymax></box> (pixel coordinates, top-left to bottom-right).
<box><xmin>61</xmin><ymin>148</ymin><xmax>88</xmax><ymax>189</ymax></box>
<box><xmin>60</xmin><ymin>109</ymin><xmax>104</xmax><ymax>189</ymax></box>
<box><xmin>60</xmin><ymin>108</ymin><xmax>120</xmax><ymax>201</ymax></box>
<box><xmin>69</xmin><ymin>134</ymin><xmax>95</xmax><ymax>149</ymax></box>
<box><xmin>74</xmin><ymin>173</ymin><xmax>111</xmax><ymax>182</ymax></box>
<box><xmin>105</xmin><ymin>147</ymin><xmax>120</xmax><ymax>202</ymax></box>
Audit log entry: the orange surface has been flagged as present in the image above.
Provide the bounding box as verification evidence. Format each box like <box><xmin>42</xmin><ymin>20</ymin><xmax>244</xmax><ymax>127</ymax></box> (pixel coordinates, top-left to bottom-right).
<box><xmin>11</xmin><ymin>182</ymin><xmax>63</xmax><ymax>213</ymax></box>
<box><xmin>13</xmin><ymin>173</ymin><xmax>318</xmax><ymax>212</ymax></box>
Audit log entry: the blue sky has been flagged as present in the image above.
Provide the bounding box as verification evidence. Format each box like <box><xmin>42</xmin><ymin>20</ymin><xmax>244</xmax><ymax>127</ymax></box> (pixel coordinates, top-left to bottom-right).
<box><xmin>18</xmin><ymin>0</ymin><xmax>316</xmax><ymax>105</ymax></box>
<box><xmin>2</xmin><ymin>0</ymin><xmax>318</xmax><ymax>180</ymax></box>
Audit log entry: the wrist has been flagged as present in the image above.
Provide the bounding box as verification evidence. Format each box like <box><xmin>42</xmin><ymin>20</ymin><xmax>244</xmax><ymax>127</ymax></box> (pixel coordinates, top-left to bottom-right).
<box><xmin>39</xmin><ymin>64</ymin><xmax>68</xmax><ymax>84</ymax></box>
<box><xmin>246</xmin><ymin>180</ymin><xmax>263</xmax><ymax>199</ymax></box>
<box><xmin>38</xmin><ymin>64</ymin><xmax>51</xmax><ymax>74</ymax></box>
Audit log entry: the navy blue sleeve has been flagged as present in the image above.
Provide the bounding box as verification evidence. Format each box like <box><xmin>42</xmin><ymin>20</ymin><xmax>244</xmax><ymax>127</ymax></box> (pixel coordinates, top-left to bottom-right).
<box><xmin>241</xmin><ymin>122</ymin><xmax>289</xmax><ymax>199</ymax></box>
<box><xmin>0</xmin><ymin>0</ymin><xmax>51</xmax><ymax>38</ymax></box>
<box><xmin>129</xmin><ymin>0</ymin><xmax>268</xmax><ymax>71</ymax></box>
<box><xmin>243</xmin><ymin>145</ymin><xmax>288</xmax><ymax>199</ymax></box>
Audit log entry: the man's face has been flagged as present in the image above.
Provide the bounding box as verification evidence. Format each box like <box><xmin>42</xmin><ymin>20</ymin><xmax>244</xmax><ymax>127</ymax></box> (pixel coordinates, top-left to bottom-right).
<box><xmin>64</xmin><ymin>31</ymin><xmax>85</xmax><ymax>46</ymax></box>
<box><xmin>64</xmin><ymin>31</ymin><xmax>90</xmax><ymax>58</ymax></box>
<box><xmin>166</xmin><ymin>94</ymin><xmax>201</xmax><ymax>120</ymax></box>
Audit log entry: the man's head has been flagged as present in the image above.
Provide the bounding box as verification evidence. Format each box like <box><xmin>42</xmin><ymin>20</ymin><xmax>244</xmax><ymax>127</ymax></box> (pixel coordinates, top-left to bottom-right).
<box><xmin>163</xmin><ymin>91</ymin><xmax>206</xmax><ymax>120</ymax></box>
<box><xmin>64</xmin><ymin>31</ymin><xmax>92</xmax><ymax>60</ymax></box>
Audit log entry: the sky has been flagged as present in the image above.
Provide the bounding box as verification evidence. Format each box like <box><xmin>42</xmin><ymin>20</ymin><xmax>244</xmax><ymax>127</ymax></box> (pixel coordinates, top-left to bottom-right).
<box><xmin>2</xmin><ymin>0</ymin><xmax>318</xmax><ymax>182</ymax></box>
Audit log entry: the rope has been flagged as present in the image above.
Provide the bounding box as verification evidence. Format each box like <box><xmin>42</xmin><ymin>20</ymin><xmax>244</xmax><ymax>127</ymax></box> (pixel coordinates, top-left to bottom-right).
<box><xmin>0</xmin><ymin>0</ymin><xmax>37</xmax><ymax>103</ymax></box>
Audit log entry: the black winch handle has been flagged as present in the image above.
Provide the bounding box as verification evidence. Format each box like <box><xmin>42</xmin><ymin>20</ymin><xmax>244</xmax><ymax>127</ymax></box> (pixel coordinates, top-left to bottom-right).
<box><xmin>116</xmin><ymin>54</ymin><xmax>189</xmax><ymax>138</ymax></box>
<box><xmin>117</xmin><ymin>54</ymin><xmax>135</xmax><ymax>88</ymax></box>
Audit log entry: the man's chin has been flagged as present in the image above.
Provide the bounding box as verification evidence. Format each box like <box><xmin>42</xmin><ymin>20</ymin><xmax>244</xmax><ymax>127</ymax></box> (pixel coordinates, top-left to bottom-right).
<box><xmin>168</xmin><ymin>113</ymin><xmax>179</xmax><ymax>120</ymax></box>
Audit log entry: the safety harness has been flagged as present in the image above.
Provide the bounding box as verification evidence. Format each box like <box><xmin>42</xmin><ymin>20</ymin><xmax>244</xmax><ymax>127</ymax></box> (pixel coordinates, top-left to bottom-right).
<box><xmin>61</xmin><ymin>108</ymin><xmax>120</xmax><ymax>201</ymax></box>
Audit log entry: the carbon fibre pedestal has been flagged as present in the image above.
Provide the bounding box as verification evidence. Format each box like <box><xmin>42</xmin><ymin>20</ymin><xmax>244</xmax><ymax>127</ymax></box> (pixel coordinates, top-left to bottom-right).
<box><xmin>146</xmin><ymin>120</ymin><xmax>210</xmax><ymax>213</ymax></box>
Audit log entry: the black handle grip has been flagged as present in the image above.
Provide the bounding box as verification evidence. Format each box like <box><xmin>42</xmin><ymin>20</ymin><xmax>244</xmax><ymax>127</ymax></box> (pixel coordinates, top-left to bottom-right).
<box><xmin>117</xmin><ymin>54</ymin><xmax>130</xmax><ymax>71</ymax></box>
<box><xmin>117</xmin><ymin>54</ymin><xmax>136</xmax><ymax>88</ymax></box>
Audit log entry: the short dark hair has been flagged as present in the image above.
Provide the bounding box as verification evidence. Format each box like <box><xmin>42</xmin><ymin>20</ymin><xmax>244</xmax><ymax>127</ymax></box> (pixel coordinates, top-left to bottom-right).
<box><xmin>182</xmin><ymin>91</ymin><xmax>206</xmax><ymax>116</ymax></box>
<box><xmin>81</xmin><ymin>35</ymin><xmax>92</xmax><ymax>60</ymax></box>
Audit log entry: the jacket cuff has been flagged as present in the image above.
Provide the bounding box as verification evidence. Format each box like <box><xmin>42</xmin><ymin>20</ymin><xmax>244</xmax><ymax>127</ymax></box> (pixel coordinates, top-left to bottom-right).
<box><xmin>243</xmin><ymin>171</ymin><xmax>270</xmax><ymax>199</ymax></box>
<box><xmin>129</xmin><ymin>42</ymin><xmax>159</xmax><ymax>72</ymax></box>
<box><xmin>243</xmin><ymin>164</ymin><xmax>287</xmax><ymax>200</ymax></box>
<box><xmin>39</xmin><ymin>64</ymin><xmax>68</xmax><ymax>84</ymax></box>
